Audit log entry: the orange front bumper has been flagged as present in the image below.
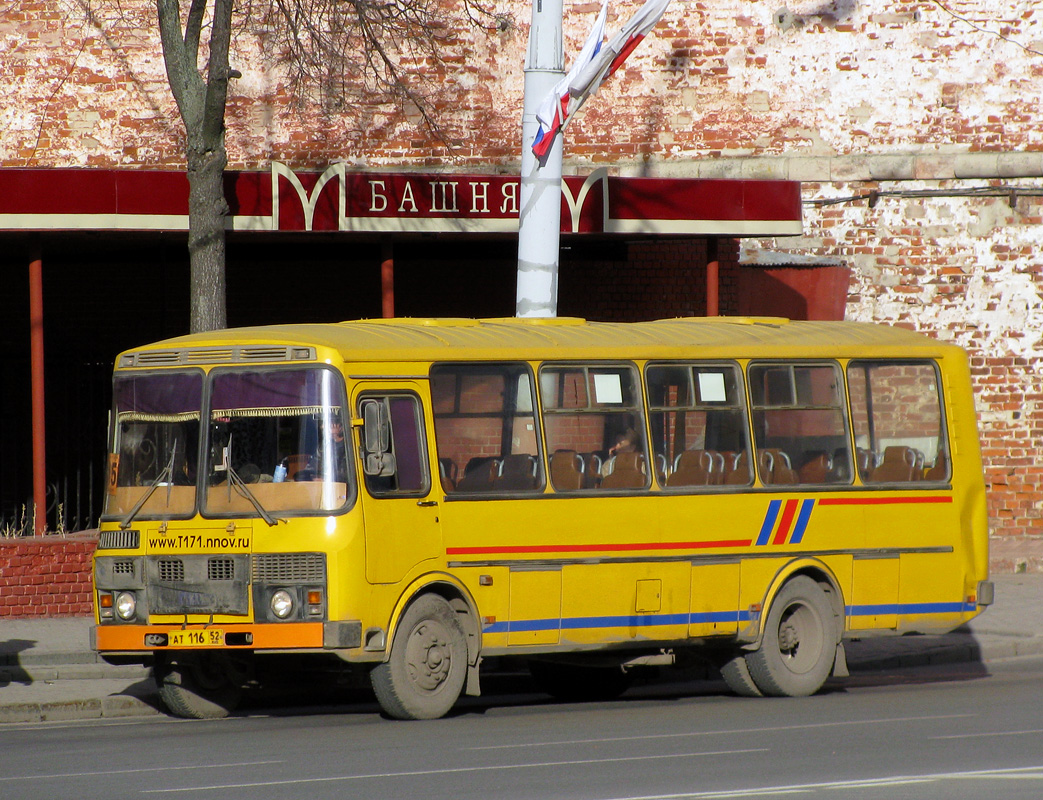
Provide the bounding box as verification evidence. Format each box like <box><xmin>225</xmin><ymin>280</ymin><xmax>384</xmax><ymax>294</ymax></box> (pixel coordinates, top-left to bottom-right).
<box><xmin>95</xmin><ymin>621</ymin><xmax>325</xmax><ymax>652</ymax></box>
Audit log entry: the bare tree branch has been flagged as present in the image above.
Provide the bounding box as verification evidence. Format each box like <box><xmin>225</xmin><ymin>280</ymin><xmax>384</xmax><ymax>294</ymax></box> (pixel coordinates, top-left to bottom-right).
<box><xmin>203</xmin><ymin>0</ymin><xmax>235</xmax><ymax>144</ymax></box>
<box><xmin>148</xmin><ymin>0</ymin><xmax>496</xmax><ymax>331</ymax></box>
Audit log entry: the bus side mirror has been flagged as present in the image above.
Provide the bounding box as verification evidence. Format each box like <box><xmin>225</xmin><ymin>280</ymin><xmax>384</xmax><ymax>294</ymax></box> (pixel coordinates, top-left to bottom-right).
<box><xmin>361</xmin><ymin>400</ymin><xmax>396</xmax><ymax>477</ymax></box>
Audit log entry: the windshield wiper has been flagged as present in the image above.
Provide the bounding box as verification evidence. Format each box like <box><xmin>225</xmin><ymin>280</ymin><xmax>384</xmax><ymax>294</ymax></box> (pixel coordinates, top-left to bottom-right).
<box><xmin>120</xmin><ymin>442</ymin><xmax>177</xmax><ymax>530</ymax></box>
<box><xmin>226</xmin><ymin>462</ymin><xmax>283</xmax><ymax>527</ymax></box>
<box><xmin>221</xmin><ymin>436</ymin><xmax>283</xmax><ymax>527</ymax></box>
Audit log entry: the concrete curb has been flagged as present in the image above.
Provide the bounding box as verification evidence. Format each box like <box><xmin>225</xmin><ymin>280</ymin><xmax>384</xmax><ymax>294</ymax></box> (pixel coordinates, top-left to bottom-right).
<box><xmin>0</xmin><ymin>662</ymin><xmax>150</xmax><ymax>684</ymax></box>
<box><xmin>845</xmin><ymin>633</ymin><xmax>1043</xmax><ymax>673</ymax></box>
<box><xmin>0</xmin><ymin>693</ymin><xmax>160</xmax><ymax>725</ymax></box>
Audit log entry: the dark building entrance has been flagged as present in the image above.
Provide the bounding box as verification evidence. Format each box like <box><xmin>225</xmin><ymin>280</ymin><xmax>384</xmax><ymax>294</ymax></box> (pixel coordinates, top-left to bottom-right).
<box><xmin>0</xmin><ymin>167</ymin><xmax>803</xmax><ymax>533</ymax></box>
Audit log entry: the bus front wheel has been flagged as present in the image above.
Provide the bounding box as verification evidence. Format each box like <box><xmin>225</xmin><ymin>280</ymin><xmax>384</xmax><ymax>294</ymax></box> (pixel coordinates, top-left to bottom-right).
<box><xmin>746</xmin><ymin>576</ymin><xmax>837</xmax><ymax>697</ymax></box>
<box><xmin>371</xmin><ymin>594</ymin><xmax>468</xmax><ymax>720</ymax></box>
<box><xmin>156</xmin><ymin>652</ymin><xmax>244</xmax><ymax>719</ymax></box>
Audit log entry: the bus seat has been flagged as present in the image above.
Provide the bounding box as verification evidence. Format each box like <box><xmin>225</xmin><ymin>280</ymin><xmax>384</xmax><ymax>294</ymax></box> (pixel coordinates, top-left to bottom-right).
<box><xmin>799</xmin><ymin>452</ymin><xmax>833</xmax><ymax>484</ymax></box>
<box><xmin>600</xmin><ymin>451</ymin><xmax>646</xmax><ymax>489</ymax></box>
<box><xmin>759</xmin><ymin>449</ymin><xmax>798</xmax><ymax>485</ymax></box>
<box><xmin>913</xmin><ymin>449</ymin><xmax>925</xmax><ymax>479</ymax></box>
<box><xmin>438</xmin><ymin>457</ymin><xmax>458</xmax><ymax>491</ymax></box>
<box><xmin>550</xmin><ymin>450</ymin><xmax>585</xmax><ymax>491</ymax></box>
<box><xmin>496</xmin><ymin>454</ymin><xmax>538</xmax><ymax>491</ymax></box>
<box><xmin>856</xmin><ymin>447</ymin><xmax>875</xmax><ymax>480</ymax></box>
<box><xmin>829</xmin><ymin>449</ymin><xmax>853</xmax><ymax>482</ymax></box>
<box><xmin>757</xmin><ymin>450</ymin><xmax>775</xmax><ymax>485</ymax></box>
<box><xmin>286</xmin><ymin>454</ymin><xmax>313</xmax><ymax>481</ymax></box>
<box><xmin>868</xmin><ymin>446</ymin><xmax>917</xmax><ymax>483</ymax></box>
<box><xmin>925</xmin><ymin>449</ymin><xmax>949</xmax><ymax>481</ymax></box>
<box><xmin>655</xmin><ymin>452</ymin><xmax>669</xmax><ymax>485</ymax></box>
<box><xmin>455</xmin><ymin>456</ymin><xmax>499</xmax><ymax>492</ymax></box>
<box><xmin>724</xmin><ymin>451</ymin><xmax>751</xmax><ymax>485</ymax></box>
<box><xmin>776</xmin><ymin>451</ymin><xmax>799</xmax><ymax>485</ymax></box>
<box><xmin>708</xmin><ymin>451</ymin><xmax>726</xmax><ymax>484</ymax></box>
<box><xmin>668</xmin><ymin>449</ymin><xmax>713</xmax><ymax>487</ymax></box>
<box><xmin>580</xmin><ymin>452</ymin><xmax>604</xmax><ymax>488</ymax></box>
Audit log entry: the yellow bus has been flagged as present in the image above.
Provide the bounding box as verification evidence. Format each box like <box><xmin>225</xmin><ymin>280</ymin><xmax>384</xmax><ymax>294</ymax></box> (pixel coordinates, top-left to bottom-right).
<box><xmin>92</xmin><ymin>317</ymin><xmax>992</xmax><ymax>719</ymax></box>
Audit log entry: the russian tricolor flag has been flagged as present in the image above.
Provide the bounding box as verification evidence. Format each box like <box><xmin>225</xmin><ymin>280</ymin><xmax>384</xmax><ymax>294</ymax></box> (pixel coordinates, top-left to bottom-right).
<box><xmin>532</xmin><ymin>0</ymin><xmax>673</xmax><ymax>160</ymax></box>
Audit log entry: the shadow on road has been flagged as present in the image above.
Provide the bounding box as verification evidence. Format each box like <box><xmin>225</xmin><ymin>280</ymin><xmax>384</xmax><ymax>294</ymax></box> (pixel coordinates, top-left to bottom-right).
<box><xmin>220</xmin><ymin>640</ymin><xmax>993</xmax><ymax>722</ymax></box>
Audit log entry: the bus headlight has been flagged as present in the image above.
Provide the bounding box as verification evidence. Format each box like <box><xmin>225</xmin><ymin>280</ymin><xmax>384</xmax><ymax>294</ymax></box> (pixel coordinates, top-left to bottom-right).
<box><xmin>270</xmin><ymin>590</ymin><xmax>294</xmax><ymax>619</ymax></box>
<box><xmin>115</xmin><ymin>591</ymin><xmax>137</xmax><ymax>621</ymax></box>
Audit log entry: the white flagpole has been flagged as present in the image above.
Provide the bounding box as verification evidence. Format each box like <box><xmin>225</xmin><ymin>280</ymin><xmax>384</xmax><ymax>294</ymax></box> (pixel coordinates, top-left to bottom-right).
<box><xmin>516</xmin><ymin>0</ymin><xmax>565</xmax><ymax>318</ymax></box>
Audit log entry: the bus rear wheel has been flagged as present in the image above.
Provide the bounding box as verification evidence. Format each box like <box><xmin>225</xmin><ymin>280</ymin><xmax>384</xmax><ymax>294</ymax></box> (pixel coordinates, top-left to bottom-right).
<box><xmin>371</xmin><ymin>594</ymin><xmax>468</xmax><ymax>720</ymax></box>
<box><xmin>156</xmin><ymin>652</ymin><xmax>244</xmax><ymax>719</ymax></box>
<box><xmin>746</xmin><ymin>576</ymin><xmax>837</xmax><ymax>697</ymax></box>
<box><xmin>719</xmin><ymin>653</ymin><xmax>763</xmax><ymax>697</ymax></box>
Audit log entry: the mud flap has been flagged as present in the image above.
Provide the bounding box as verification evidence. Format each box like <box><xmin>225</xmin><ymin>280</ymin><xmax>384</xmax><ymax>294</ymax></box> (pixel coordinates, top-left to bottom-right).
<box><xmin>832</xmin><ymin>642</ymin><xmax>849</xmax><ymax>678</ymax></box>
<box><xmin>465</xmin><ymin>655</ymin><xmax>482</xmax><ymax>696</ymax></box>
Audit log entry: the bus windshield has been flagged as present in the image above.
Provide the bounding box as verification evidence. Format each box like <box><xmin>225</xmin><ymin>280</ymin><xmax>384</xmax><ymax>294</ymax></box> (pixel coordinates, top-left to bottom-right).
<box><xmin>204</xmin><ymin>367</ymin><xmax>350</xmax><ymax>516</ymax></box>
<box><xmin>105</xmin><ymin>371</ymin><xmax>203</xmax><ymax>520</ymax></box>
<box><xmin>103</xmin><ymin>367</ymin><xmax>351</xmax><ymax>521</ymax></box>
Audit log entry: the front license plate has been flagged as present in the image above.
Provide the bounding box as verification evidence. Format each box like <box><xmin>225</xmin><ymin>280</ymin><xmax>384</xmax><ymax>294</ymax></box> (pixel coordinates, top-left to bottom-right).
<box><xmin>168</xmin><ymin>629</ymin><xmax>225</xmax><ymax>648</ymax></box>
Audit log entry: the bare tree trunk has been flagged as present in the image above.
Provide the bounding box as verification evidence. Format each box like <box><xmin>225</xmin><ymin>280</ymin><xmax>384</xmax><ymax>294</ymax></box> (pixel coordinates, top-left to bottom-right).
<box><xmin>157</xmin><ymin>0</ymin><xmax>234</xmax><ymax>333</ymax></box>
<box><xmin>153</xmin><ymin>0</ymin><xmax>490</xmax><ymax>333</ymax></box>
<box><xmin>186</xmin><ymin>133</ymin><xmax>228</xmax><ymax>332</ymax></box>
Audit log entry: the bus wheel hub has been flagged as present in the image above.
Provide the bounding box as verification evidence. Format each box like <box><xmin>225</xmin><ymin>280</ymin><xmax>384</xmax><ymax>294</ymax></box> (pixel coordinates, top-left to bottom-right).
<box><xmin>779</xmin><ymin>622</ymin><xmax>799</xmax><ymax>652</ymax></box>
<box><xmin>407</xmin><ymin>623</ymin><xmax>451</xmax><ymax>690</ymax></box>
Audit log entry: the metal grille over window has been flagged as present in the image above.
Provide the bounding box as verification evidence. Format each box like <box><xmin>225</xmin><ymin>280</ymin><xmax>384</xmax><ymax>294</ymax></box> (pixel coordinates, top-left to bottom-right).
<box><xmin>158</xmin><ymin>559</ymin><xmax>185</xmax><ymax>582</ymax></box>
<box><xmin>208</xmin><ymin>558</ymin><xmax>236</xmax><ymax>581</ymax></box>
<box><xmin>252</xmin><ymin>553</ymin><xmax>325</xmax><ymax>583</ymax></box>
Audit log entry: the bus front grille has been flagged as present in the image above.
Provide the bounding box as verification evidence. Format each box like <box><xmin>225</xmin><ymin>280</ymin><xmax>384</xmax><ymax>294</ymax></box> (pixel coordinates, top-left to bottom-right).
<box><xmin>252</xmin><ymin>553</ymin><xmax>326</xmax><ymax>583</ymax></box>
<box><xmin>146</xmin><ymin>554</ymin><xmax>250</xmax><ymax>616</ymax></box>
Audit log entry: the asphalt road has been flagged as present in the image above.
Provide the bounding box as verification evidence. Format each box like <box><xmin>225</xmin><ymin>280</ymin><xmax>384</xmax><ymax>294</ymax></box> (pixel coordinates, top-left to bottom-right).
<box><xmin>3</xmin><ymin>657</ymin><xmax>1043</xmax><ymax>800</ymax></box>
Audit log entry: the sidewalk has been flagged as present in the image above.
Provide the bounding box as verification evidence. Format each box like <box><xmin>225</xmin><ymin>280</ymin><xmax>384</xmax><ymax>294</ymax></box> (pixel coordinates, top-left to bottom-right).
<box><xmin>2</xmin><ymin>575</ymin><xmax>1042</xmax><ymax>724</ymax></box>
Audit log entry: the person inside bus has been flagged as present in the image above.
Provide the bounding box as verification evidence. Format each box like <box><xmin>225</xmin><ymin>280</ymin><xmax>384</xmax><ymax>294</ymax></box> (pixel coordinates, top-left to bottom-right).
<box><xmin>326</xmin><ymin>417</ymin><xmax>349</xmax><ymax>483</ymax></box>
<box><xmin>601</xmin><ymin>428</ymin><xmax>640</xmax><ymax>478</ymax></box>
<box><xmin>290</xmin><ymin>416</ymin><xmax>348</xmax><ymax>483</ymax></box>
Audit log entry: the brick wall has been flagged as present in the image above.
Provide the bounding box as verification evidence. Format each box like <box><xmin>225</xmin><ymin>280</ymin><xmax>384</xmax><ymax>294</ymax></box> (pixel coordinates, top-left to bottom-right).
<box><xmin>0</xmin><ymin>534</ymin><xmax>97</xmax><ymax>618</ymax></box>
<box><xmin>740</xmin><ymin>181</ymin><xmax>1043</xmax><ymax>545</ymax></box>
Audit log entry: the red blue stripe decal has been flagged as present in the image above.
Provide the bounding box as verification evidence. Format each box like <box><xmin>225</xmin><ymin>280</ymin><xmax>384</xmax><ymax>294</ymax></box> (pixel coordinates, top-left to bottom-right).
<box><xmin>756</xmin><ymin>498</ymin><xmax>815</xmax><ymax>546</ymax></box>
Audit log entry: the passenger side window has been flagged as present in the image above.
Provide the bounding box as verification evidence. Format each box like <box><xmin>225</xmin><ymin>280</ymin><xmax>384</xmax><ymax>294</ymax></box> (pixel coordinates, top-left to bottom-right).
<box><xmin>847</xmin><ymin>361</ymin><xmax>948</xmax><ymax>483</ymax></box>
<box><xmin>357</xmin><ymin>394</ymin><xmax>429</xmax><ymax>497</ymax></box>
<box><xmin>430</xmin><ymin>364</ymin><xmax>543</xmax><ymax>494</ymax></box>
<box><xmin>540</xmin><ymin>364</ymin><xmax>648</xmax><ymax>491</ymax></box>
<box><xmin>646</xmin><ymin>363</ymin><xmax>753</xmax><ymax>489</ymax></box>
<box><xmin>748</xmin><ymin>362</ymin><xmax>853</xmax><ymax>486</ymax></box>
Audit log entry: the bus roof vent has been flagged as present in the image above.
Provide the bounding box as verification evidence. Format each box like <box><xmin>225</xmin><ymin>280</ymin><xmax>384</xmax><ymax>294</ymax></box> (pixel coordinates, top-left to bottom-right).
<box><xmin>133</xmin><ymin>351</ymin><xmax>183</xmax><ymax>366</ymax></box>
<box><xmin>240</xmin><ymin>346</ymin><xmax>314</xmax><ymax>361</ymax></box>
<box><xmin>121</xmin><ymin>346</ymin><xmax>316</xmax><ymax>367</ymax></box>
<box><xmin>184</xmin><ymin>349</ymin><xmax>235</xmax><ymax>363</ymax></box>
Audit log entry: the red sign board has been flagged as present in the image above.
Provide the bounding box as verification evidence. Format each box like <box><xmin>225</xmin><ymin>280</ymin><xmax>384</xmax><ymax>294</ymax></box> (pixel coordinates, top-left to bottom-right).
<box><xmin>0</xmin><ymin>165</ymin><xmax>802</xmax><ymax>237</ymax></box>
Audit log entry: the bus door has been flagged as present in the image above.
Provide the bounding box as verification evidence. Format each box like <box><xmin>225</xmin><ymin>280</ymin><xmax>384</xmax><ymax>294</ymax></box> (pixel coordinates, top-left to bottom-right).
<box><xmin>847</xmin><ymin>359</ymin><xmax>955</xmax><ymax>631</ymax></box>
<box><xmin>354</xmin><ymin>387</ymin><xmax>442</xmax><ymax>585</ymax></box>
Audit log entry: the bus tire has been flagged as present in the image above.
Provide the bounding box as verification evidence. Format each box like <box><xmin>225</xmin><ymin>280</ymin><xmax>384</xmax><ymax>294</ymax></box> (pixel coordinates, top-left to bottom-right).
<box><xmin>528</xmin><ymin>660</ymin><xmax>633</xmax><ymax>702</ymax></box>
<box><xmin>371</xmin><ymin>594</ymin><xmax>468</xmax><ymax>720</ymax></box>
<box><xmin>720</xmin><ymin>653</ymin><xmax>763</xmax><ymax>697</ymax></box>
<box><xmin>746</xmin><ymin>576</ymin><xmax>837</xmax><ymax>697</ymax></box>
<box><xmin>156</xmin><ymin>653</ymin><xmax>243</xmax><ymax>719</ymax></box>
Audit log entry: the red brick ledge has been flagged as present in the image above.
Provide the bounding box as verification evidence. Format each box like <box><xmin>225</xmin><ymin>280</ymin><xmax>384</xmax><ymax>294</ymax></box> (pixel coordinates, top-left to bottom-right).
<box><xmin>0</xmin><ymin>532</ymin><xmax>98</xmax><ymax>618</ymax></box>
